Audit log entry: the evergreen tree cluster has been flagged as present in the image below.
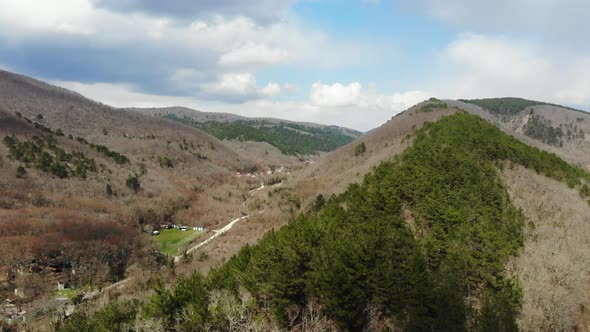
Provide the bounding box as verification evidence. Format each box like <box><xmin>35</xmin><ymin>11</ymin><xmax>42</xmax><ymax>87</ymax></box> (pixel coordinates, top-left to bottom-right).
<box><xmin>75</xmin><ymin>136</ymin><xmax>130</xmax><ymax>164</ymax></box>
<box><xmin>416</xmin><ymin>98</ymin><xmax>448</xmax><ymax>113</ymax></box>
<box><xmin>3</xmin><ymin>135</ymin><xmax>97</xmax><ymax>178</ymax></box>
<box><xmin>561</xmin><ymin>120</ymin><xmax>585</xmax><ymax>141</ymax></box>
<box><xmin>353</xmin><ymin>142</ymin><xmax>366</xmax><ymax>156</ymax></box>
<box><xmin>53</xmin><ymin>301</ymin><xmax>138</xmax><ymax>332</ymax></box>
<box><xmin>523</xmin><ymin>114</ymin><xmax>563</xmax><ymax>146</ymax></box>
<box><xmin>460</xmin><ymin>97</ymin><xmax>584</xmax><ymax>117</ymax></box>
<box><xmin>163</xmin><ymin>114</ymin><xmax>361</xmax><ymax>155</ymax></box>
<box><xmin>461</xmin><ymin>97</ymin><xmax>544</xmax><ymax>116</ymax></box>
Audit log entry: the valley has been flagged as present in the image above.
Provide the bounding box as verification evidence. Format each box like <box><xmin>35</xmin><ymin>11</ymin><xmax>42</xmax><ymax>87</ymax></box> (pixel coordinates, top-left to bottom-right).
<box><xmin>1</xmin><ymin>71</ymin><xmax>590</xmax><ymax>331</ymax></box>
<box><xmin>2</xmin><ymin>1</ymin><xmax>589</xmax><ymax>331</ymax></box>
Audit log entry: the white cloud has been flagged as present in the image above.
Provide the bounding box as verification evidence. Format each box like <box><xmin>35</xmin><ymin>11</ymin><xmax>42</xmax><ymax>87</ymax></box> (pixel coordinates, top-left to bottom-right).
<box><xmin>200</xmin><ymin>73</ymin><xmax>285</xmax><ymax>101</ymax></box>
<box><xmin>0</xmin><ymin>0</ymin><xmax>375</xmax><ymax>105</ymax></box>
<box><xmin>52</xmin><ymin>80</ymin><xmax>202</xmax><ymax>108</ymax></box>
<box><xmin>405</xmin><ymin>0</ymin><xmax>590</xmax><ymax>47</ymax></box>
<box><xmin>259</xmin><ymin>82</ymin><xmax>282</xmax><ymax>97</ymax></box>
<box><xmin>310</xmin><ymin>82</ymin><xmax>362</xmax><ymax>107</ymax></box>
<box><xmin>359</xmin><ymin>90</ymin><xmax>432</xmax><ymax>111</ymax></box>
<box><xmin>219</xmin><ymin>43</ymin><xmax>289</xmax><ymax>67</ymax></box>
<box><xmin>429</xmin><ymin>34</ymin><xmax>590</xmax><ymax>106</ymax></box>
<box><xmin>50</xmin><ymin>78</ymin><xmax>430</xmax><ymax>131</ymax></box>
<box><xmin>0</xmin><ymin>0</ymin><xmax>94</xmax><ymax>35</ymax></box>
<box><xmin>308</xmin><ymin>82</ymin><xmax>428</xmax><ymax>113</ymax></box>
<box><xmin>203</xmin><ymin>72</ymin><xmax>258</xmax><ymax>100</ymax></box>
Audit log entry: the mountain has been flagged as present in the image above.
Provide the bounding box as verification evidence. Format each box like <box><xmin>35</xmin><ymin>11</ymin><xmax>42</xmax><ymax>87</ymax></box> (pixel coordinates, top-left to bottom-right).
<box><xmin>289</xmin><ymin>98</ymin><xmax>458</xmax><ymax>206</ymax></box>
<box><xmin>454</xmin><ymin>97</ymin><xmax>590</xmax><ymax>170</ymax></box>
<box><xmin>0</xmin><ymin>70</ymin><xmax>320</xmax><ymax>324</ymax></box>
<box><xmin>3</xmin><ymin>70</ymin><xmax>590</xmax><ymax>331</ymax></box>
<box><xmin>130</xmin><ymin>106</ymin><xmax>363</xmax><ymax>156</ymax></box>
<box><xmin>58</xmin><ymin>110</ymin><xmax>590</xmax><ymax>331</ymax></box>
<box><xmin>0</xmin><ymin>70</ymin><xmax>369</xmax><ymax>329</ymax></box>
<box><xmin>53</xmin><ymin>98</ymin><xmax>590</xmax><ymax>331</ymax></box>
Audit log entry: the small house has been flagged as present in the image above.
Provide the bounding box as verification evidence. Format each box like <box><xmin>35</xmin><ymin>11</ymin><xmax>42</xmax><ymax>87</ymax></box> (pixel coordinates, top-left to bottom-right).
<box><xmin>160</xmin><ymin>222</ymin><xmax>174</xmax><ymax>229</ymax></box>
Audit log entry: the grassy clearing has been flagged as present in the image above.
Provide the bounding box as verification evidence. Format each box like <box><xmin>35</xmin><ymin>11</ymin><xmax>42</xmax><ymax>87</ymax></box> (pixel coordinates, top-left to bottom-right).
<box><xmin>55</xmin><ymin>289</ymin><xmax>78</xmax><ymax>299</ymax></box>
<box><xmin>153</xmin><ymin>229</ymin><xmax>204</xmax><ymax>256</ymax></box>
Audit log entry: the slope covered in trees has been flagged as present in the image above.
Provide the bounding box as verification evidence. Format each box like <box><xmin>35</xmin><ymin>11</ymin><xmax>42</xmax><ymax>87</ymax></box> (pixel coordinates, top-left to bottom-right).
<box><xmin>163</xmin><ymin>114</ymin><xmax>362</xmax><ymax>155</ymax></box>
<box><xmin>57</xmin><ymin>113</ymin><xmax>590</xmax><ymax>331</ymax></box>
<box><xmin>459</xmin><ymin>97</ymin><xmax>582</xmax><ymax>117</ymax></box>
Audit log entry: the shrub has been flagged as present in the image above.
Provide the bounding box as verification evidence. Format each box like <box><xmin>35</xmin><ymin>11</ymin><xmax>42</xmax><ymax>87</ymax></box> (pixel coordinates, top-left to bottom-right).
<box><xmin>50</xmin><ymin>162</ymin><xmax>69</xmax><ymax>178</ymax></box>
<box><xmin>158</xmin><ymin>156</ymin><xmax>174</xmax><ymax>168</ymax></box>
<box><xmin>16</xmin><ymin>165</ymin><xmax>26</xmax><ymax>178</ymax></box>
<box><xmin>312</xmin><ymin>194</ymin><xmax>326</xmax><ymax>211</ymax></box>
<box><xmin>354</xmin><ymin>142</ymin><xmax>366</xmax><ymax>156</ymax></box>
<box><xmin>264</xmin><ymin>175</ymin><xmax>285</xmax><ymax>186</ymax></box>
<box><xmin>31</xmin><ymin>193</ymin><xmax>51</xmax><ymax>207</ymax></box>
<box><xmin>106</xmin><ymin>184</ymin><xmax>114</xmax><ymax>196</ymax></box>
<box><xmin>126</xmin><ymin>175</ymin><xmax>141</xmax><ymax>193</ymax></box>
<box><xmin>2</xmin><ymin>135</ymin><xmax>17</xmax><ymax>147</ymax></box>
<box><xmin>0</xmin><ymin>199</ymin><xmax>14</xmax><ymax>209</ymax></box>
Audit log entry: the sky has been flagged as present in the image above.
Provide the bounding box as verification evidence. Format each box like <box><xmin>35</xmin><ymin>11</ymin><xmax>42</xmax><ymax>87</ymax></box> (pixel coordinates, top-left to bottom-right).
<box><xmin>0</xmin><ymin>0</ymin><xmax>589</xmax><ymax>131</ymax></box>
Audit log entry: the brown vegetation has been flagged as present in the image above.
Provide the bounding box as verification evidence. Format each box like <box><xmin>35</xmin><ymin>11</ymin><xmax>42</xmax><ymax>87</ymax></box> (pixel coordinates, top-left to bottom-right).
<box><xmin>503</xmin><ymin>165</ymin><xmax>590</xmax><ymax>331</ymax></box>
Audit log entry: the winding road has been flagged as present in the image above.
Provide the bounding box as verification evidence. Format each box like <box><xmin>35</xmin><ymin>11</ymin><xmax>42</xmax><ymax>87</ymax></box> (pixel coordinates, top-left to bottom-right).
<box><xmin>173</xmin><ymin>214</ymin><xmax>251</xmax><ymax>263</ymax></box>
<box><xmin>83</xmin><ymin>182</ymin><xmax>270</xmax><ymax>301</ymax></box>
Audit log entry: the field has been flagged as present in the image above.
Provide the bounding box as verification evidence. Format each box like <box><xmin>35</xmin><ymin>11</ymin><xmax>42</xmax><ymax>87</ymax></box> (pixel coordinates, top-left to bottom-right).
<box><xmin>153</xmin><ymin>229</ymin><xmax>205</xmax><ymax>256</ymax></box>
<box><xmin>55</xmin><ymin>289</ymin><xmax>78</xmax><ymax>299</ymax></box>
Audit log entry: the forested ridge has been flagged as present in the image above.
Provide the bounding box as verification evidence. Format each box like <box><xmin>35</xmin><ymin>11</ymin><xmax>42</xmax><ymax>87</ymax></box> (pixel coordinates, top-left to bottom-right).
<box><xmin>162</xmin><ymin>114</ymin><xmax>361</xmax><ymax>155</ymax></box>
<box><xmin>459</xmin><ymin>97</ymin><xmax>583</xmax><ymax>116</ymax></box>
<box><xmin>56</xmin><ymin>113</ymin><xmax>590</xmax><ymax>331</ymax></box>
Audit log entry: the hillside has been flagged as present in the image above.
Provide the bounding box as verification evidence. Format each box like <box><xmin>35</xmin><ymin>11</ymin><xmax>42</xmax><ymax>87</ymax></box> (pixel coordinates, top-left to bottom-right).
<box><xmin>0</xmin><ymin>70</ymin><xmax>300</xmax><ymax>327</ymax></box>
<box><xmin>4</xmin><ymin>70</ymin><xmax>590</xmax><ymax>331</ymax></box>
<box><xmin>284</xmin><ymin>98</ymin><xmax>459</xmax><ymax>211</ymax></box>
<box><xmin>57</xmin><ymin>111</ymin><xmax>590</xmax><ymax>331</ymax></box>
<box><xmin>455</xmin><ymin>98</ymin><xmax>590</xmax><ymax>170</ymax></box>
<box><xmin>131</xmin><ymin>106</ymin><xmax>363</xmax><ymax>156</ymax></box>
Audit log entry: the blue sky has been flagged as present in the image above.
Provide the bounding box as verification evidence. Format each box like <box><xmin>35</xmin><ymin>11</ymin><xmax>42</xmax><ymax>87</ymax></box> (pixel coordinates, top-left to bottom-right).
<box><xmin>0</xmin><ymin>0</ymin><xmax>589</xmax><ymax>130</ymax></box>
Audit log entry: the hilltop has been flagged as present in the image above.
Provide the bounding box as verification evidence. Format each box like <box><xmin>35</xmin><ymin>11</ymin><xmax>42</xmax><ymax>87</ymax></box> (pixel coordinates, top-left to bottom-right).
<box><xmin>455</xmin><ymin>97</ymin><xmax>590</xmax><ymax>169</ymax></box>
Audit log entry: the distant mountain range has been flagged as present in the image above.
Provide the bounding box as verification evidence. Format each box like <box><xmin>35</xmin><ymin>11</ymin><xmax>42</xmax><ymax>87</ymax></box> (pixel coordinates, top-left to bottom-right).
<box><xmin>129</xmin><ymin>106</ymin><xmax>363</xmax><ymax>155</ymax></box>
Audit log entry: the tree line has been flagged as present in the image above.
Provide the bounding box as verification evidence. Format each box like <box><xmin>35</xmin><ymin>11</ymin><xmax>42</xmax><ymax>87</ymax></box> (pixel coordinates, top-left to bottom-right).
<box><xmin>163</xmin><ymin>114</ymin><xmax>359</xmax><ymax>155</ymax></box>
